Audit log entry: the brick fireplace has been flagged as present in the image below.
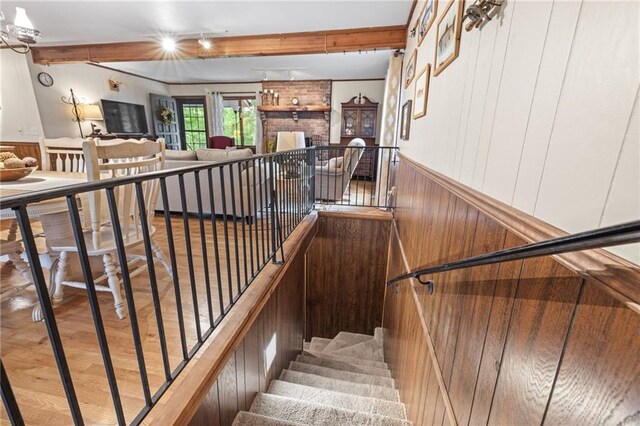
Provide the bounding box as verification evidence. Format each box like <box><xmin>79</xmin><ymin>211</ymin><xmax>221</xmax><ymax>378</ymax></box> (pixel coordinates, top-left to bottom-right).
<box><xmin>261</xmin><ymin>80</ymin><xmax>331</xmax><ymax>148</ymax></box>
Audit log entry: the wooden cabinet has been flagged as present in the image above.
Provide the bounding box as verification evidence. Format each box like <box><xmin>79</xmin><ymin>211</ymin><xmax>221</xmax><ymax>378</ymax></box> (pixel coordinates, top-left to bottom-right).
<box><xmin>339</xmin><ymin>94</ymin><xmax>378</xmax><ymax>180</ymax></box>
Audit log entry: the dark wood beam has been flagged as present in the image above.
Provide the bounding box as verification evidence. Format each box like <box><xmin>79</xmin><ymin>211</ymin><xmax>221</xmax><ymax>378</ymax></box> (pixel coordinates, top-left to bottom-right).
<box><xmin>31</xmin><ymin>26</ymin><xmax>407</xmax><ymax>65</ymax></box>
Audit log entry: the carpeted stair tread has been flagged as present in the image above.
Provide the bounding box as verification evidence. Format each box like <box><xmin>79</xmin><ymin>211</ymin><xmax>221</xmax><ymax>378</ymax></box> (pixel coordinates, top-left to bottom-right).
<box><xmin>288</xmin><ymin>361</ymin><xmax>395</xmax><ymax>388</ymax></box>
<box><xmin>374</xmin><ymin>327</ymin><xmax>384</xmax><ymax>345</ymax></box>
<box><xmin>321</xmin><ymin>332</ymin><xmax>375</xmax><ymax>353</ymax></box>
<box><xmin>309</xmin><ymin>337</ymin><xmax>332</xmax><ymax>352</ymax></box>
<box><xmin>268</xmin><ymin>380</ymin><xmax>407</xmax><ymax>420</ymax></box>
<box><xmin>303</xmin><ymin>350</ymin><xmax>388</xmax><ymax>370</ymax></box>
<box><xmin>279</xmin><ymin>369</ymin><xmax>400</xmax><ymax>402</ymax></box>
<box><xmin>296</xmin><ymin>354</ymin><xmax>391</xmax><ymax>378</ymax></box>
<box><xmin>232</xmin><ymin>411</ymin><xmax>305</xmax><ymax>425</ymax></box>
<box><xmin>250</xmin><ymin>393</ymin><xmax>411</xmax><ymax>426</ymax></box>
<box><xmin>331</xmin><ymin>339</ymin><xmax>384</xmax><ymax>362</ymax></box>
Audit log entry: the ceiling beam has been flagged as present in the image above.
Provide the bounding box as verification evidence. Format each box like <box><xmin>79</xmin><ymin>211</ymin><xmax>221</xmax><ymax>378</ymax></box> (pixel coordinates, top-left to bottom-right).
<box><xmin>31</xmin><ymin>26</ymin><xmax>407</xmax><ymax>65</ymax></box>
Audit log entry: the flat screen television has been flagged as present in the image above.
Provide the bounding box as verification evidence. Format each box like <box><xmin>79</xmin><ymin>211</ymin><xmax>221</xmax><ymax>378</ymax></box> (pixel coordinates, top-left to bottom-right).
<box><xmin>101</xmin><ymin>99</ymin><xmax>149</xmax><ymax>134</ymax></box>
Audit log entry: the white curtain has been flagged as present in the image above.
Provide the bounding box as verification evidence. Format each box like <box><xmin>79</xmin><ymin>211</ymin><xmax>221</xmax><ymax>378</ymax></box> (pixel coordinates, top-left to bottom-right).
<box><xmin>376</xmin><ymin>52</ymin><xmax>403</xmax><ymax>206</ymax></box>
<box><xmin>254</xmin><ymin>90</ymin><xmax>263</xmax><ymax>153</ymax></box>
<box><xmin>206</xmin><ymin>91</ymin><xmax>224</xmax><ymax>136</ymax></box>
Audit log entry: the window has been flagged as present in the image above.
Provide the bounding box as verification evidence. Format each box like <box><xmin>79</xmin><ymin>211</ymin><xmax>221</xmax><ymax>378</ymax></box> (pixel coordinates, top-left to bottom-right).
<box><xmin>176</xmin><ymin>97</ymin><xmax>208</xmax><ymax>151</ymax></box>
<box><xmin>222</xmin><ymin>97</ymin><xmax>256</xmax><ymax>147</ymax></box>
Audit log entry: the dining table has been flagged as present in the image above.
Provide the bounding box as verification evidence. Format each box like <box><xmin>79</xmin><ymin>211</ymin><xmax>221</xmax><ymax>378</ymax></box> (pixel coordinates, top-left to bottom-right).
<box><xmin>1</xmin><ymin>171</ymin><xmax>87</xmax><ymax>321</ymax></box>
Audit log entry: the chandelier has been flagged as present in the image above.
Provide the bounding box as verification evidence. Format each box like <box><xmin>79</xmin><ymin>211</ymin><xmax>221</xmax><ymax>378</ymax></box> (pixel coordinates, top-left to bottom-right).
<box><xmin>0</xmin><ymin>7</ymin><xmax>41</xmax><ymax>54</ymax></box>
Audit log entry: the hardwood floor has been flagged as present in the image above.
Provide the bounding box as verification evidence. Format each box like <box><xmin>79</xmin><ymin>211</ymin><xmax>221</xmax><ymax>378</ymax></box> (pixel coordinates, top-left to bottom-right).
<box><xmin>0</xmin><ymin>214</ymin><xmax>276</xmax><ymax>425</ymax></box>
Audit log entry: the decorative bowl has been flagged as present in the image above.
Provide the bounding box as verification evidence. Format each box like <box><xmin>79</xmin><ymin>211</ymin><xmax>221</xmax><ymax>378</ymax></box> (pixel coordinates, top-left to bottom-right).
<box><xmin>0</xmin><ymin>167</ymin><xmax>37</xmax><ymax>182</ymax></box>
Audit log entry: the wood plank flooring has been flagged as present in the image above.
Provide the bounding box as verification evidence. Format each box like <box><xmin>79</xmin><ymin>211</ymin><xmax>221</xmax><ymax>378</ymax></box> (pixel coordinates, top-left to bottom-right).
<box><xmin>0</xmin><ymin>214</ymin><xmax>276</xmax><ymax>425</ymax></box>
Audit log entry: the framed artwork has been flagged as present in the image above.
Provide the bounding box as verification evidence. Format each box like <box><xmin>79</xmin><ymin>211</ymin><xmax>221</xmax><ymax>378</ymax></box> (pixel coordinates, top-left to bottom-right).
<box><xmin>417</xmin><ymin>0</ymin><xmax>438</xmax><ymax>47</ymax></box>
<box><xmin>404</xmin><ymin>49</ymin><xmax>417</xmax><ymax>88</ymax></box>
<box><xmin>434</xmin><ymin>0</ymin><xmax>464</xmax><ymax>76</ymax></box>
<box><xmin>400</xmin><ymin>100</ymin><xmax>412</xmax><ymax>140</ymax></box>
<box><xmin>413</xmin><ymin>65</ymin><xmax>431</xmax><ymax>119</ymax></box>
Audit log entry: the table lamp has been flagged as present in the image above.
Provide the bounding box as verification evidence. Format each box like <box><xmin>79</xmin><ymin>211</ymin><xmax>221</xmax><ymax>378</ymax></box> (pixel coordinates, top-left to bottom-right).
<box><xmin>83</xmin><ymin>104</ymin><xmax>104</xmax><ymax>135</ymax></box>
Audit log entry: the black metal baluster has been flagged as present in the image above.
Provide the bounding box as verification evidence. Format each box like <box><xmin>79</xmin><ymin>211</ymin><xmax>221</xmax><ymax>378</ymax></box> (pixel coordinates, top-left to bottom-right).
<box><xmin>178</xmin><ymin>174</ymin><xmax>202</xmax><ymax>342</ymax></box>
<box><xmin>207</xmin><ymin>169</ymin><xmax>225</xmax><ymax>319</ymax></box>
<box><xmin>227</xmin><ymin>166</ymin><xmax>242</xmax><ymax>299</ymax></box>
<box><xmin>261</xmin><ymin>157</ymin><xmax>271</xmax><ymax>264</ymax></box>
<box><xmin>194</xmin><ymin>172</ymin><xmax>214</xmax><ymax>329</ymax></box>
<box><xmin>218</xmin><ymin>167</ymin><xmax>235</xmax><ymax>305</ymax></box>
<box><xmin>105</xmin><ymin>187</ymin><xmax>153</xmax><ymax>407</ymax></box>
<box><xmin>258</xmin><ymin>158</ymin><xmax>267</xmax><ymax>266</ymax></box>
<box><xmin>134</xmin><ymin>183</ymin><xmax>173</xmax><ymax>379</ymax></box>
<box><xmin>1</xmin><ymin>360</ymin><xmax>24</xmax><ymax>426</ymax></box>
<box><xmin>65</xmin><ymin>195</ymin><xmax>126</xmax><ymax>425</ymax></box>
<box><xmin>237</xmin><ymin>162</ymin><xmax>250</xmax><ymax>290</ymax></box>
<box><xmin>251</xmin><ymin>161</ymin><xmax>261</xmax><ymax>272</ymax></box>
<box><xmin>159</xmin><ymin>178</ymin><xmax>189</xmax><ymax>360</ymax></box>
<box><xmin>13</xmin><ymin>206</ymin><xmax>84</xmax><ymax>425</ymax></box>
<box><xmin>246</xmin><ymin>161</ymin><xmax>255</xmax><ymax>278</ymax></box>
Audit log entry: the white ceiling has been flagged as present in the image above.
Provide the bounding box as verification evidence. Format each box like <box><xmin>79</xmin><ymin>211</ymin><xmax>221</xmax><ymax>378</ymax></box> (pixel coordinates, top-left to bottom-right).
<box><xmin>100</xmin><ymin>50</ymin><xmax>394</xmax><ymax>83</ymax></box>
<box><xmin>5</xmin><ymin>1</ymin><xmax>410</xmax><ymax>83</ymax></box>
<box><xmin>3</xmin><ymin>1</ymin><xmax>412</xmax><ymax>46</ymax></box>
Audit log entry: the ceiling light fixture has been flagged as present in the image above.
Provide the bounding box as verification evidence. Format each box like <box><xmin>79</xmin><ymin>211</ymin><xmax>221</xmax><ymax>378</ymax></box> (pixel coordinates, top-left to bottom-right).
<box><xmin>161</xmin><ymin>37</ymin><xmax>176</xmax><ymax>52</ymax></box>
<box><xmin>288</xmin><ymin>70</ymin><xmax>294</xmax><ymax>81</ymax></box>
<box><xmin>0</xmin><ymin>7</ymin><xmax>41</xmax><ymax>54</ymax></box>
<box><xmin>198</xmin><ymin>34</ymin><xmax>212</xmax><ymax>49</ymax></box>
<box><xmin>263</xmin><ymin>72</ymin><xmax>268</xmax><ymax>81</ymax></box>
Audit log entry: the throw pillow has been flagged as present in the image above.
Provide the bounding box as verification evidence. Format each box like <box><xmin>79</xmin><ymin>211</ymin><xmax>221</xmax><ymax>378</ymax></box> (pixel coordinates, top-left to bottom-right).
<box><xmin>196</xmin><ymin>148</ymin><xmax>229</xmax><ymax>162</ymax></box>
<box><xmin>165</xmin><ymin>150</ymin><xmax>198</xmax><ymax>161</ymax></box>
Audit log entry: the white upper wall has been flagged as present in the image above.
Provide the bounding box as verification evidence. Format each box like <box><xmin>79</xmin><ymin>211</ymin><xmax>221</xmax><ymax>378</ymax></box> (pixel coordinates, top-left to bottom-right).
<box><xmin>399</xmin><ymin>0</ymin><xmax>639</xmax><ymax>263</ymax></box>
<box><xmin>26</xmin><ymin>62</ymin><xmax>169</xmax><ymax>138</ymax></box>
<box><xmin>0</xmin><ymin>51</ymin><xmax>44</xmax><ymax>141</ymax></box>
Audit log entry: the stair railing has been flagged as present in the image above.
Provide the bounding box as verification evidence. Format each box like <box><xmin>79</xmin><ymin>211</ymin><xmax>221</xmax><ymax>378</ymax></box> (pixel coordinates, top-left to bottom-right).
<box><xmin>386</xmin><ymin>220</ymin><xmax>640</xmax><ymax>294</ymax></box>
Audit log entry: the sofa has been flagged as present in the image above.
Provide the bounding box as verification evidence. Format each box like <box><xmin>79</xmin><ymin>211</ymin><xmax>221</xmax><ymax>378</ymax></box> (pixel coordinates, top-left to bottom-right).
<box><xmin>315</xmin><ymin>139</ymin><xmax>366</xmax><ymax>201</ymax></box>
<box><xmin>155</xmin><ymin>147</ymin><xmax>272</xmax><ymax>218</ymax></box>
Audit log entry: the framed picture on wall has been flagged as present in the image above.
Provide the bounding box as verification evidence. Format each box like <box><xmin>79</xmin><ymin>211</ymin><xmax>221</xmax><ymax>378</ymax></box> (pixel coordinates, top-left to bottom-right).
<box><xmin>404</xmin><ymin>49</ymin><xmax>417</xmax><ymax>88</ymax></box>
<box><xmin>434</xmin><ymin>0</ymin><xmax>464</xmax><ymax>76</ymax></box>
<box><xmin>413</xmin><ymin>65</ymin><xmax>431</xmax><ymax>119</ymax></box>
<box><xmin>400</xmin><ymin>100</ymin><xmax>412</xmax><ymax>140</ymax></box>
<box><xmin>418</xmin><ymin>0</ymin><xmax>438</xmax><ymax>46</ymax></box>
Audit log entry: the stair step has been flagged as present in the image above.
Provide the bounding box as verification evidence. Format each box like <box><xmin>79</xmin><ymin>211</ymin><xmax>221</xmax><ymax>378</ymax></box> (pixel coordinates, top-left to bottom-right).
<box><xmin>309</xmin><ymin>337</ymin><xmax>332</xmax><ymax>352</ymax></box>
<box><xmin>374</xmin><ymin>327</ymin><xmax>384</xmax><ymax>345</ymax></box>
<box><xmin>303</xmin><ymin>350</ymin><xmax>388</xmax><ymax>370</ymax></box>
<box><xmin>296</xmin><ymin>354</ymin><xmax>391</xmax><ymax>378</ymax></box>
<box><xmin>279</xmin><ymin>369</ymin><xmax>400</xmax><ymax>402</ymax></box>
<box><xmin>331</xmin><ymin>339</ymin><xmax>384</xmax><ymax>362</ymax></box>
<box><xmin>289</xmin><ymin>361</ymin><xmax>395</xmax><ymax>388</ymax></box>
<box><xmin>250</xmin><ymin>393</ymin><xmax>411</xmax><ymax>426</ymax></box>
<box><xmin>321</xmin><ymin>332</ymin><xmax>375</xmax><ymax>353</ymax></box>
<box><xmin>268</xmin><ymin>380</ymin><xmax>407</xmax><ymax>420</ymax></box>
<box><xmin>232</xmin><ymin>411</ymin><xmax>305</xmax><ymax>425</ymax></box>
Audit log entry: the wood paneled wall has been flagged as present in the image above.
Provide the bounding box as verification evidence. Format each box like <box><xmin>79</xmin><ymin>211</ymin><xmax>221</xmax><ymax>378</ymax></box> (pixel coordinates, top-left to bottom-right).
<box><xmin>0</xmin><ymin>142</ymin><xmax>41</xmax><ymax>162</ymax></box>
<box><xmin>306</xmin><ymin>209</ymin><xmax>392</xmax><ymax>339</ymax></box>
<box><xmin>383</xmin><ymin>155</ymin><xmax>640</xmax><ymax>425</ymax></box>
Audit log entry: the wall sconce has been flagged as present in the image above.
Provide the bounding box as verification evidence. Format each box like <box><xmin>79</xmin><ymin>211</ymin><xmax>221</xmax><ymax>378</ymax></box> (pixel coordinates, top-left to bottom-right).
<box><xmin>108</xmin><ymin>78</ymin><xmax>122</xmax><ymax>92</ymax></box>
<box><xmin>463</xmin><ymin>0</ymin><xmax>504</xmax><ymax>31</ymax></box>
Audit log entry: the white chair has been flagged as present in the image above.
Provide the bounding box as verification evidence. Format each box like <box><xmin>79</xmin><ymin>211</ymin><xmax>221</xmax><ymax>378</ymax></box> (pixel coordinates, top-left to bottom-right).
<box><xmin>50</xmin><ymin>138</ymin><xmax>170</xmax><ymax>319</ymax></box>
<box><xmin>315</xmin><ymin>138</ymin><xmax>365</xmax><ymax>201</ymax></box>
<box><xmin>39</xmin><ymin>137</ymin><xmax>88</xmax><ymax>172</ymax></box>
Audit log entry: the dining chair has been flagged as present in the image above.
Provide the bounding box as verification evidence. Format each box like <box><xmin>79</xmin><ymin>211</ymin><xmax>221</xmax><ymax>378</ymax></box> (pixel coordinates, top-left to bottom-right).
<box><xmin>39</xmin><ymin>137</ymin><xmax>89</xmax><ymax>172</ymax></box>
<box><xmin>50</xmin><ymin>138</ymin><xmax>171</xmax><ymax>319</ymax></box>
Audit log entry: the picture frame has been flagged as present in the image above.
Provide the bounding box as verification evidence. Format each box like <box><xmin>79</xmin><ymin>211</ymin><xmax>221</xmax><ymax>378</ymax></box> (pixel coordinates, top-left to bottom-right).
<box><xmin>413</xmin><ymin>65</ymin><xmax>431</xmax><ymax>119</ymax></box>
<box><xmin>404</xmin><ymin>49</ymin><xmax>417</xmax><ymax>88</ymax></box>
<box><xmin>417</xmin><ymin>0</ymin><xmax>438</xmax><ymax>47</ymax></box>
<box><xmin>400</xmin><ymin>100</ymin><xmax>412</xmax><ymax>140</ymax></box>
<box><xmin>434</xmin><ymin>0</ymin><xmax>464</xmax><ymax>76</ymax></box>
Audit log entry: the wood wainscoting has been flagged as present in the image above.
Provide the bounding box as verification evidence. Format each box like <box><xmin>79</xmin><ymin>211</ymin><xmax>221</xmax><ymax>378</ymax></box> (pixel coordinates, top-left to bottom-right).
<box><xmin>0</xmin><ymin>141</ymin><xmax>41</xmax><ymax>161</ymax></box>
<box><xmin>142</xmin><ymin>215</ymin><xmax>317</xmax><ymax>425</ymax></box>
<box><xmin>306</xmin><ymin>207</ymin><xmax>392</xmax><ymax>339</ymax></box>
<box><xmin>383</xmin><ymin>154</ymin><xmax>640</xmax><ymax>425</ymax></box>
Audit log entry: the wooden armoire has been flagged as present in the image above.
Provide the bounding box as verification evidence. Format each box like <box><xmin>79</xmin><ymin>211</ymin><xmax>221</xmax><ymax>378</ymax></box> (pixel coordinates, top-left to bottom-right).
<box><xmin>339</xmin><ymin>94</ymin><xmax>378</xmax><ymax>179</ymax></box>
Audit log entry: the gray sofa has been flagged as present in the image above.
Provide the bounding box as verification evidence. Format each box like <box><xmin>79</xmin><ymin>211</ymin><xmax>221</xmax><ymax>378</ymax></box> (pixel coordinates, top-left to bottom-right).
<box><xmin>155</xmin><ymin>148</ymin><xmax>272</xmax><ymax>218</ymax></box>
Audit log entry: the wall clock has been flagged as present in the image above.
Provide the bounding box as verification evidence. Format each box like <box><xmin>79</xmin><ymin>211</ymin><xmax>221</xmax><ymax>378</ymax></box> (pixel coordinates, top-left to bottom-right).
<box><xmin>37</xmin><ymin>72</ymin><xmax>54</xmax><ymax>87</ymax></box>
